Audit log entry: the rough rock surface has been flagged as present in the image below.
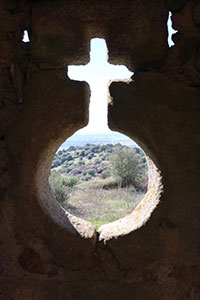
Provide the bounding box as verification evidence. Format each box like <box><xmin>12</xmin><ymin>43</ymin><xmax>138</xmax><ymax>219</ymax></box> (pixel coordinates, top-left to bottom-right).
<box><xmin>0</xmin><ymin>0</ymin><xmax>200</xmax><ymax>299</ymax></box>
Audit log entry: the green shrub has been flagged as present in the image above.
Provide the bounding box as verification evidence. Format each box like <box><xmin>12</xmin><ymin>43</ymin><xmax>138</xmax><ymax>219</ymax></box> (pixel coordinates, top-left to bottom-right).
<box><xmin>88</xmin><ymin>169</ymin><xmax>96</xmax><ymax>176</ymax></box>
<box><xmin>100</xmin><ymin>169</ymin><xmax>111</xmax><ymax>179</ymax></box>
<box><xmin>66</xmin><ymin>167</ymin><xmax>72</xmax><ymax>173</ymax></box>
<box><xmin>94</xmin><ymin>159</ymin><xmax>100</xmax><ymax>165</ymax></box>
<box><xmin>83</xmin><ymin>174</ymin><xmax>92</xmax><ymax>181</ymax></box>
<box><xmin>68</xmin><ymin>146</ymin><xmax>75</xmax><ymax>151</ymax></box>
<box><xmin>51</xmin><ymin>159</ymin><xmax>61</xmax><ymax>168</ymax></box>
<box><xmin>53</xmin><ymin>185</ymin><xmax>68</xmax><ymax>203</ymax></box>
<box><xmin>80</xmin><ymin>150</ymin><xmax>85</xmax><ymax>157</ymax></box>
<box><xmin>62</xmin><ymin>177</ymin><xmax>78</xmax><ymax>187</ymax></box>
<box><xmin>66</xmin><ymin>154</ymin><xmax>73</xmax><ymax>161</ymax></box>
<box><xmin>49</xmin><ymin>171</ymin><xmax>69</xmax><ymax>204</ymax></box>
<box><xmin>102</xmin><ymin>179</ymin><xmax>119</xmax><ymax>190</ymax></box>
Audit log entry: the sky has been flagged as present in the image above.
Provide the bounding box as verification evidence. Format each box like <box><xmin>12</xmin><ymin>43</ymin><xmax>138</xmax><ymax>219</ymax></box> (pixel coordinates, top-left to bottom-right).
<box><xmin>68</xmin><ymin>39</ymin><xmax>133</xmax><ymax>134</ymax></box>
<box><xmin>23</xmin><ymin>12</ymin><xmax>177</xmax><ymax>135</ymax></box>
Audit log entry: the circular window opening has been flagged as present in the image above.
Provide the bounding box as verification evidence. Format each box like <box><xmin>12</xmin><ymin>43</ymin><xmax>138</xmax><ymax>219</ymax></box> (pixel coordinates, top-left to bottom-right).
<box><xmin>49</xmin><ymin>131</ymin><xmax>149</xmax><ymax>229</ymax></box>
<box><xmin>48</xmin><ymin>131</ymin><xmax>162</xmax><ymax>242</ymax></box>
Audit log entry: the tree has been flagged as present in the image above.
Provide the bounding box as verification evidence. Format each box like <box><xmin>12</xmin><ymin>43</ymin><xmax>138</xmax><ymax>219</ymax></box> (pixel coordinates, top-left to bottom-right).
<box><xmin>111</xmin><ymin>147</ymin><xmax>147</xmax><ymax>188</ymax></box>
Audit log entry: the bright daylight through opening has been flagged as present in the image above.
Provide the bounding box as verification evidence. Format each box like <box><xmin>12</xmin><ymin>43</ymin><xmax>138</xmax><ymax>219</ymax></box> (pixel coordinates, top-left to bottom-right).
<box><xmin>22</xmin><ymin>30</ymin><xmax>30</xmax><ymax>43</ymax></box>
<box><xmin>49</xmin><ymin>39</ymin><xmax>161</xmax><ymax>234</ymax></box>
<box><xmin>167</xmin><ymin>12</ymin><xmax>178</xmax><ymax>47</ymax></box>
<box><xmin>68</xmin><ymin>38</ymin><xmax>133</xmax><ymax>134</ymax></box>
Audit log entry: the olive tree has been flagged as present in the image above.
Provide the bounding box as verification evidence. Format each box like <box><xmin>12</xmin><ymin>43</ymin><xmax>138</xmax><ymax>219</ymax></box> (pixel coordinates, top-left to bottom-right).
<box><xmin>111</xmin><ymin>147</ymin><xmax>148</xmax><ymax>189</ymax></box>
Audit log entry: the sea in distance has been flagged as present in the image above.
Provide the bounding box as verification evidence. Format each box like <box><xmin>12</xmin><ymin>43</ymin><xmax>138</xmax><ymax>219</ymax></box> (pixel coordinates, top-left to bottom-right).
<box><xmin>59</xmin><ymin>131</ymin><xmax>137</xmax><ymax>150</ymax></box>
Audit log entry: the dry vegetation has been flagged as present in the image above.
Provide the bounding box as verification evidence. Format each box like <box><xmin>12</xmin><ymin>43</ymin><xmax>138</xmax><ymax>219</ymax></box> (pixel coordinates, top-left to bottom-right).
<box><xmin>49</xmin><ymin>143</ymin><xmax>148</xmax><ymax>228</ymax></box>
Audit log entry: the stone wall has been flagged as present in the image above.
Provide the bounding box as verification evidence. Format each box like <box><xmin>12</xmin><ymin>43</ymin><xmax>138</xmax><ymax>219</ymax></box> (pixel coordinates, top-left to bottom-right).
<box><xmin>0</xmin><ymin>1</ymin><xmax>200</xmax><ymax>299</ymax></box>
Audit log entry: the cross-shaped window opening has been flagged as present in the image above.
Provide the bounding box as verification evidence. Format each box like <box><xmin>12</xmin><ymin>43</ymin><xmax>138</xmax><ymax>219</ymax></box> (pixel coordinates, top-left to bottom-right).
<box><xmin>67</xmin><ymin>38</ymin><xmax>133</xmax><ymax>134</ymax></box>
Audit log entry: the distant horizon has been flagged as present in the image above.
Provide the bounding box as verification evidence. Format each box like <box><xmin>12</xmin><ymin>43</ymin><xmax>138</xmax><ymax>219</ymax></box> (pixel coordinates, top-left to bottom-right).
<box><xmin>59</xmin><ymin>130</ymin><xmax>137</xmax><ymax>150</ymax></box>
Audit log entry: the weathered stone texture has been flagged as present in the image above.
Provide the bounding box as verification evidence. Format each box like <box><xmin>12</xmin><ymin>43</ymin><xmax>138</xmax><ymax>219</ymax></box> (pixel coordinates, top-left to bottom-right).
<box><xmin>0</xmin><ymin>0</ymin><xmax>200</xmax><ymax>299</ymax></box>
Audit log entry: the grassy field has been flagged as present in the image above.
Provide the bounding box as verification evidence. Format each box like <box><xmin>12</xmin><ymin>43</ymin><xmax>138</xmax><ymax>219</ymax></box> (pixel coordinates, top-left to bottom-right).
<box><xmin>51</xmin><ymin>176</ymin><xmax>146</xmax><ymax>229</ymax></box>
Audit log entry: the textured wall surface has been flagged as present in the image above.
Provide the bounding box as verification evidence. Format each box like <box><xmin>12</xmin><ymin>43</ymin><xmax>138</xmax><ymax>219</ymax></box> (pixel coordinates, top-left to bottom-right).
<box><xmin>0</xmin><ymin>1</ymin><xmax>200</xmax><ymax>299</ymax></box>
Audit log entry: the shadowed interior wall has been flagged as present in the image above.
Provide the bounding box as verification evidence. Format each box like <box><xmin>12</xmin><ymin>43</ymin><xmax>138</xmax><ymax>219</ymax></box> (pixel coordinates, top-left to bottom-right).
<box><xmin>0</xmin><ymin>1</ymin><xmax>200</xmax><ymax>299</ymax></box>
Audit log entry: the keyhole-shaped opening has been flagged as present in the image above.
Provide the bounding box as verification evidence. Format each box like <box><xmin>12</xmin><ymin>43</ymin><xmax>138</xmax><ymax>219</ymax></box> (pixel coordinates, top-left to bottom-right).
<box><xmin>49</xmin><ymin>39</ymin><xmax>153</xmax><ymax>229</ymax></box>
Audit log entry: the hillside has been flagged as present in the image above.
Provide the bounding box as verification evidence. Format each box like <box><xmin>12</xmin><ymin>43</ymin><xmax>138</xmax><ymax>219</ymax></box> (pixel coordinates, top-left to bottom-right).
<box><xmin>50</xmin><ymin>143</ymin><xmax>148</xmax><ymax>228</ymax></box>
<box><xmin>52</xmin><ymin>143</ymin><xmax>146</xmax><ymax>184</ymax></box>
